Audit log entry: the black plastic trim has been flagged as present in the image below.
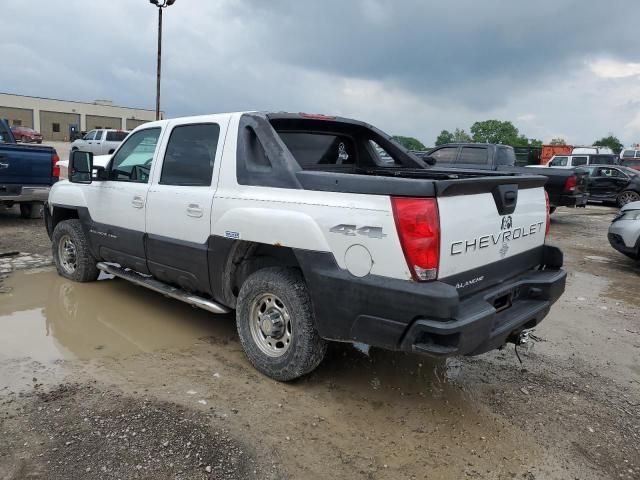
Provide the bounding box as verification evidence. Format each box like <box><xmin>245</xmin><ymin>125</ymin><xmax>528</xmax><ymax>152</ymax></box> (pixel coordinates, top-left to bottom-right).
<box><xmin>294</xmin><ymin>245</ymin><xmax>565</xmax><ymax>356</ymax></box>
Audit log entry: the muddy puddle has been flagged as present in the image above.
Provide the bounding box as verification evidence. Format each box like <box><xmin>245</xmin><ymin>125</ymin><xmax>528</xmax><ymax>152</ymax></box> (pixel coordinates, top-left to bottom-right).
<box><xmin>0</xmin><ymin>268</ymin><xmax>237</xmax><ymax>363</ymax></box>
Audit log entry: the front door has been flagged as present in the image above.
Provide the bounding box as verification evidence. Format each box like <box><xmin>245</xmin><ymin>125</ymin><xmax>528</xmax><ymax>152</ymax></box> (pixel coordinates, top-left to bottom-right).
<box><xmin>145</xmin><ymin>118</ymin><xmax>227</xmax><ymax>295</ymax></box>
<box><xmin>589</xmin><ymin>167</ymin><xmax>628</xmax><ymax>199</ymax></box>
<box><xmin>82</xmin><ymin>127</ymin><xmax>163</xmax><ymax>273</ymax></box>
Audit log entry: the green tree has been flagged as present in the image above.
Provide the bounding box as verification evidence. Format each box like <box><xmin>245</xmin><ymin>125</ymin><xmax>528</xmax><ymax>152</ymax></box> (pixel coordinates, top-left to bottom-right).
<box><xmin>550</xmin><ymin>137</ymin><xmax>566</xmax><ymax>145</ymax></box>
<box><xmin>470</xmin><ymin>120</ymin><xmax>520</xmax><ymax>144</ymax></box>
<box><xmin>452</xmin><ymin>128</ymin><xmax>472</xmax><ymax>143</ymax></box>
<box><xmin>392</xmin><ymin>135</ymin><xmax>427</xmax><ymax>151</ymax></box>
<box><xmin>435</xmin><ymin>130</ymin><xmax>454</xmax><ymax>146</ymax></box>
<box><xmin>593</xmin><ymin>135</ymin><xmax>623</xmax><ymax>154</ymax></box>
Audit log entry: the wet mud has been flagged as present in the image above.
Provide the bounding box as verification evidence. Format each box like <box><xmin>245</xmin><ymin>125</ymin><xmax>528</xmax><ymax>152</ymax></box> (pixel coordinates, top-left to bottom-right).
<box><xmin>0</xmin><ymin>205</ymin><xmax>638</xmax><ymax>479</ymax></box>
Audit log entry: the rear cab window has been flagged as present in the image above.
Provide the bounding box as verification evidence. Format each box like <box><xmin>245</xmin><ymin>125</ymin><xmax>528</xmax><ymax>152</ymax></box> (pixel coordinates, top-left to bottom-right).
<box><xmin>267</xmin><ymin>116</ymin><xmax>423</xmax><ymax>173</ymax></box>
<box><xmin>277</xmin><ymin>132</ymin><xmax>356</xmax><ymax>170</ymax></box>
<box><xmin>549</xmin><ymin>156</ymin><xmax>568</xmax><ymax>167</ymax></box>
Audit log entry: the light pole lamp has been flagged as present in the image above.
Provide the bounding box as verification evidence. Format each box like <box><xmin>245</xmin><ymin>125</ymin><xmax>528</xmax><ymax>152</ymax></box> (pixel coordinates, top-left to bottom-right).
<box><xmin>149</xmin><ymin>0</ymin><xmax>176</xmax><ymax>120</ymax></box>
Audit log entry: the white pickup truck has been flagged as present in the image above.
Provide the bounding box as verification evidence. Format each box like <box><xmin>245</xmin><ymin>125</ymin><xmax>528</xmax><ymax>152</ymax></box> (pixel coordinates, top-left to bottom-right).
<box><xmin>45</xmin><ymin>112</ymin><xmax>566</xmax><ymax>381</ymax></box>
<box><xmin>70</xmin><ymin>129</ymin><xmax>129</xmax><ymax>156</ymax></box>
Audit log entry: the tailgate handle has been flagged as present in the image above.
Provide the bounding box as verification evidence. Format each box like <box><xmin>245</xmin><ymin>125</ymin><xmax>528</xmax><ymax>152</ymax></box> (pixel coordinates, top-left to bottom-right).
<box><xmin>492</xmin><ymin>184</ymin><xmax>518</xmax><ymax>215</ymax></box>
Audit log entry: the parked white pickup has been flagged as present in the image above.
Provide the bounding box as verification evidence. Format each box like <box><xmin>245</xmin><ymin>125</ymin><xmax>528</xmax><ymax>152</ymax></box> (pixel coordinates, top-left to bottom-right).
<box><xmin>45</xmin><ymin>111</ymin><xmax>566</xmax><ymax>381</ymax></box>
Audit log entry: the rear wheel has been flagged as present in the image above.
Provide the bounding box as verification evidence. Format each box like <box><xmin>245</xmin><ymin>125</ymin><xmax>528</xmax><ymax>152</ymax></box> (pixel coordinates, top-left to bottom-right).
<box><xmin>236</xmin><ymin>267</ymin><xmax>327</xmax><ymax>381</ymax></box>
<box><xmin>52</xmin><ymin>219</ymin><xmax>99</xmax><ymax>282</ymax></box>
<box><xmin>617</xmin><ymin>190</ymin><xmax>640</xmax><ymax>207</ymax></box>
<box><xmin>19</xmin><ymin>202</ymin><xmax>42</xmax><ymax>219</ymax></box>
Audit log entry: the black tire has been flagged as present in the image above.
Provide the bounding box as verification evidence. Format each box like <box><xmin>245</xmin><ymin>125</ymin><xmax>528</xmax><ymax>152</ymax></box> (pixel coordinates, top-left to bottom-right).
<box><xmin>617</xmin><ymin>190</ymin><xmax>640</xmax><ymax>207</ymax></box>
<box><xmin>549</xmin><ymin>206</ymin><xmax>557</xmax><ymax>214</ymax></box>
<box><xmin>52</xmin><ymin>219</ymin><xmax>99</xmax><ymax>282</ymax></box>
<box><xmin>19</xmin><ymin>202</ymin><xmax>42</xmax><ymax>219</ymax></box>
<box><xmin>236</xmin><ymin>267</ymin><xmax>327</xmax><ymax>381</ymax></box>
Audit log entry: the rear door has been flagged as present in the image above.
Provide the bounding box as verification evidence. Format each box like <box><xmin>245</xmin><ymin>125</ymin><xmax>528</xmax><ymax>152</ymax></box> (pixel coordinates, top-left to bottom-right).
<box><xmin>92</xmin><ymin>130</ymin><xmax>105</xmax><ymax>155</ymax></box>
<box><xmin>145</xmin><ymin>117</ymin><xmax>228</xmax><ymax>295</ymax></box>
<box><xmin>590</xmin><ymin>167</ymin><xmax>629</xmax><ymax>197</ymax></box>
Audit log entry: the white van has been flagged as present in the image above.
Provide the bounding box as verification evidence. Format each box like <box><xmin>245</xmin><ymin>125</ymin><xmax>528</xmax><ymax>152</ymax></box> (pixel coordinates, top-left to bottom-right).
<box><xmin>537</xmin><ymin>154</ymin><xmax>619</xmax><ymax>169</ymax></box>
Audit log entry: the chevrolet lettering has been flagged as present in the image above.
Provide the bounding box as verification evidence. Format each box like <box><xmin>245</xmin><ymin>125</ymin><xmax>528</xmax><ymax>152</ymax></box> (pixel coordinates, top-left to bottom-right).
<box><xmin>450</xmin><ymin>221</ymin><xmax>545</xmax><ymax>256</ymax></box>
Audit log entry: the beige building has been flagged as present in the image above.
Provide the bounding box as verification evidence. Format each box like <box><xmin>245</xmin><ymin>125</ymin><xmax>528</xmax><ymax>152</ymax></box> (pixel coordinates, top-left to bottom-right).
<box><xmin>0</xmin><ymin>93</ymin><xmax>162</xmax><ymax>141</ymax></box>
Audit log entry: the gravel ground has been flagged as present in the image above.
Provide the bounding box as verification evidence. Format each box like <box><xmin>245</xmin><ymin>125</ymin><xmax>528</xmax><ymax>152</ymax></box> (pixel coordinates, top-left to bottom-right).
<box><xmin>0</xmin><ymin>205</ymin><xmax>638</xmax><ymax>479</ymax></box>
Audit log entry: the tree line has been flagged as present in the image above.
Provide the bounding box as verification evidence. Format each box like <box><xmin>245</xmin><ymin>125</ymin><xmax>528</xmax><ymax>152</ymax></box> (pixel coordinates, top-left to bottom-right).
<box><xmin>392</xmin><ymin>120</ymin><xmax>625</xmax><ymax>154</ymax></box>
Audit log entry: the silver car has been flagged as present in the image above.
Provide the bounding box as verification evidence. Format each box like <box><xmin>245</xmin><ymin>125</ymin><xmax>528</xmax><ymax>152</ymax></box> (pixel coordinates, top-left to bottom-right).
<box><xmin>70</xmin><ymin>129</ymin><xmax>129</xmax><ymax>156</ymax></box>
<box><xmin>608</xmin><ymin>201</ymin><xmax>640</xmax><ymax>260</ymax></box>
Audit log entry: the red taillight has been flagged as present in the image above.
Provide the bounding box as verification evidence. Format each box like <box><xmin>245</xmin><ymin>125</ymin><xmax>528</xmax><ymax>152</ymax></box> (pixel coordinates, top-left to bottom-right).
<box><xmin>52</xmin><ymin>153</ymin><xmax>60</xmax><ymax>178</ymax></box>
<box><xmin>545</xmin><ymin>190</ymin><xmax>551</xmax><ymax>237</ymax></box>
<box><xmin>391</xmin><ymin>197</ymin><xmax>440</xmax><ymax>281</ymax></box>
<box><xmin>563</xmin><ymin>175</ymin><xmax>577</xmax><ymax>193</ymax></box>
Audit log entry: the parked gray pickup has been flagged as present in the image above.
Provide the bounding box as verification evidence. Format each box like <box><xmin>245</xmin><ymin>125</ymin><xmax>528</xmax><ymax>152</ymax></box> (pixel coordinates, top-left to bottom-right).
<box><xmin>0</xmin><ymin>119</ymin><xmax>59</xmax><ymax>218</ymax></box>
<box><xmin>426</xmin><ymin>143</ymin><xmax>588</xmax><ymax>213</ymax></box>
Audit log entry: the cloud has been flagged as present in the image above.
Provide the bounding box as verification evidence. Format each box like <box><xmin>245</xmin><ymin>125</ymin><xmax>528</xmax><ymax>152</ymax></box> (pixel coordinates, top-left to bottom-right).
<box><xmin>1</xmin><ymin>0</ymin><xmax>640</xmax><ymax>146</ymax></box>
<box><xmin>589</xmin><ymin>59</ymin><xmax>640</xmax><ymax>79</ymax></box>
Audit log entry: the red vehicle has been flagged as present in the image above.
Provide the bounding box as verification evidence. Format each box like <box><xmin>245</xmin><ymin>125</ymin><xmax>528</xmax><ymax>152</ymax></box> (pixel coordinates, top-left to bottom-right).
<box><xmin>621</xmin><ymin>159</ymin><xmax>640</xmax><ymax>171</ymax></box>
<box><xmin>11</xmin><ymin>126</ymin><xmax>43</xmax><ymax>144</ymax></box>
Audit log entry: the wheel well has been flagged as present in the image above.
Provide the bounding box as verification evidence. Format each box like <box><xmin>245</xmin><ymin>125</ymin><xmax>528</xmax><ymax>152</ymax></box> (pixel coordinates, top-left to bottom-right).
<box><xmin>51</xmin><ymin>206</ymin><xmax>79</xmax><ymax>231</ymax></box>
<box><xmin>224</xmin><ymin>242</ymin><xmax>302</xmax><ymax>306</ymax></box>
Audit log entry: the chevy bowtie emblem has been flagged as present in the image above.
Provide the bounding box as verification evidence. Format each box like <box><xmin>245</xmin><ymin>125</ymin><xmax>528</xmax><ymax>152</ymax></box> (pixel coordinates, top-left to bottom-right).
<box><xmin>499</xmin><ymin>242</ymin><xmax>510</xmax><ymax>258</ymax></box>
<box><xmin>501</xmin><ymin>215</ymin><xmax>513</xmax><ymax>230</ymax></box>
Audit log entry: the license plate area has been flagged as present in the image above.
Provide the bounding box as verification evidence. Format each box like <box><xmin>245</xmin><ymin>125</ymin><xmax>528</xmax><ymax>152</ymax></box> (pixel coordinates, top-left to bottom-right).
<box><xmin>493</xmin><ymin>292</ymin><xmax>513</xmax><ymax>313</ymax></box>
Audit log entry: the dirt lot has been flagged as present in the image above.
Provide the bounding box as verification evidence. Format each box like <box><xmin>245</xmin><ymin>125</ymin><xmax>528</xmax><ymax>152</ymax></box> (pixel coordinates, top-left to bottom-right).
<box><xmin>0</xmin><ymin>205</ymin><xmax>638</xmax><ymax>479</ymax></box>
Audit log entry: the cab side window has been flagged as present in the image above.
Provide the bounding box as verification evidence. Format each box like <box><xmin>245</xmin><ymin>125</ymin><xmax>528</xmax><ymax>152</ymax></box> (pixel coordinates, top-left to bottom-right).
<box><xmin>94</xmin><ymin>131</ymin><xmax>104</xmax><ymax>141</ymax></box>
<box><xmin>549</xmin><ymin>156</ymin><xmax>568</xmax><ymax>167</ymax></box>
<box><xmin>572</xmin><ymin>156</ymin><xmax>588</xmax><ymax>167</ymax></box>
<box><xmin>84</xmin><ymin>131</ymin><xmax>96</xmax><ymax>141</ymax></box>
<box><xmin>109</xmin><ymin>128</ymin><xmax>161</xmax><ymax>183</ymax></box>
<box><xmin>160</xmin><ymin>123</ymin><xmax>220</xmax><ymax>186</ymax></box>
<box><xmin>430</xmin><ymin>147</ymin><xmax>458</xmax><ymax>163</ymax></box>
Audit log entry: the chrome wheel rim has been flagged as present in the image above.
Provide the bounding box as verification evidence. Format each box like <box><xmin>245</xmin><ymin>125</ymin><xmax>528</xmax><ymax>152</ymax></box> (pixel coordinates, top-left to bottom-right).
<box><xmin>620</xmin><ymin>192</ymin><xmax>639</xmax><ymax>206</ymax></box>
<box><xmin>58</xmin><ymin>234</ymin><xmax>78</xmax><ymax>274</ymax></box>
<box><xmin>249</xmin><ymin>293</ymin><xmax>292</xmax><ymax>357</ymax></box>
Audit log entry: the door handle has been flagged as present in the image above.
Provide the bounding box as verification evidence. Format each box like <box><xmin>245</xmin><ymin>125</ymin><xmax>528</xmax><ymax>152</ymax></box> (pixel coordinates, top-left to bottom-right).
<box><xmin>186</xmin><ymin>203</ymin><xmax>203</xmax><ymax>218</ymax></box>
<box><xmin>131</xmin><ymin>195</ymin><xmax>145</xmax><ymax>209</ymax></box>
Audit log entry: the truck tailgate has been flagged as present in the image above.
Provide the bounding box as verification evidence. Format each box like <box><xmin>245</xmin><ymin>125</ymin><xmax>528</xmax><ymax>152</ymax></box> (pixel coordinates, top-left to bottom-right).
<box><xmin>437</xmin><ymin>186</ymin><xmax>547</xmax><ymax>279</ymax></box>
<box><xmin>0</xmin><ymin>144</ymin><xmax>56</xmax><ymax>185</ymax></box>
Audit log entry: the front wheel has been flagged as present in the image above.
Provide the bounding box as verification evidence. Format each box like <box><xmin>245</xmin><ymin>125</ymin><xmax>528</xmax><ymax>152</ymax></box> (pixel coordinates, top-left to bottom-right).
<box><xmin>52</xmin><ymin>219</ymin><xmax>99</xmax><ymax>282</ymax></box>
<box><xmin>236</xmin><ymin>267</ymin><xmax>327</xmax><ymax>381</ymax></box>
<box><xmin>617</xmin><ymin>190</ymin><xmax>640</xmax><ymax>207</ymax></box>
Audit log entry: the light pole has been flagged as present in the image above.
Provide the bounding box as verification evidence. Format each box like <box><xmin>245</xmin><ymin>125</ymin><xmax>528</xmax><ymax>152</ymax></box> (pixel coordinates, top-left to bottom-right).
<box><xmin>149</xmin><ymin>0</ymin><xmax>176</xmax><ymax>120</ymax></box>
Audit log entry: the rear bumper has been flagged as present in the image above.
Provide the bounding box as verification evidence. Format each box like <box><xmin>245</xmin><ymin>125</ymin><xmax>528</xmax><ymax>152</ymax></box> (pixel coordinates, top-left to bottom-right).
<box><xmin>556</xmin><ymin>192</ymin><xmax>588</xmax><ymax>208</ymax></box>
<box><xmin>399</xmin><ymin>268</ymin><xmax>566</xmax><ymax>355</ymax></box>
<box><xmin>297</xmin><ymin>245</ymin><xmax>566</xmax><ymax>357</ymax></box>
<box><xmin>0</xmin><ymin>184</ymin><xmax>50</xmax><ymax>203</ymax></box>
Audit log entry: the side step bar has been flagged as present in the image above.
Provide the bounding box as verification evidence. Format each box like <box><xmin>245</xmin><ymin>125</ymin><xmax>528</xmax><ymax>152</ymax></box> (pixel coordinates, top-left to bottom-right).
<box><xmin>96</xmin><ymin>262</ymin><xmax>231</xmax><ymax>315</ymax></box>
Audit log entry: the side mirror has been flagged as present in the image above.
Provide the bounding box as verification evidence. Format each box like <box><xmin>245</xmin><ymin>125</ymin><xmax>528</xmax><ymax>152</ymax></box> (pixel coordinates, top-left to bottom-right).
<box><xmin>415</xmin><ymin>152</ymin><xmax>436</xmax><ymax>165</ymax></box>
<box><xmin>69</xmin><ymin>150</ymin><xmax>93</xmax><ymax>184</ymax></box>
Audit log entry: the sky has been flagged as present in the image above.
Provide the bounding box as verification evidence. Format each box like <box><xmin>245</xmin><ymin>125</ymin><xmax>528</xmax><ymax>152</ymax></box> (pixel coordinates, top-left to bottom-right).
<box><xmin>1</xmin><ymin>0</ymin><xmax>640</xmax><ymax>147</ymax></box>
